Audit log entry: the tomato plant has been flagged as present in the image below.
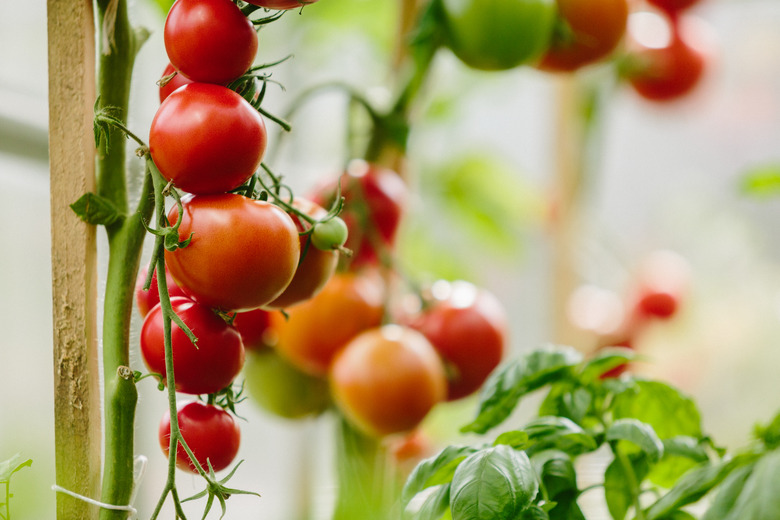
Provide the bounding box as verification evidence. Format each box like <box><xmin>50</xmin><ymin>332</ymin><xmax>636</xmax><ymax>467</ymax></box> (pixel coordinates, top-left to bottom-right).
<box><xmin>164</xmin><ymin>0</ymin><xmax>258</xmax><ymax>85</ymax></box>
<box><xmin>231</xmin><ymin>307</ymin><xmax>273</xmax><ymax>352</ymax></box>
<box><xmin>158</xmin><ymin>63</ymin><xmax>193</xmax><ymax>103</ymax></box>
<box><xmin>330</xmin><ymin>325</ymin><xmax>447</xmax><ymax>437</ymax></box>
<box><xmin>266</xmin><ymin>198</ymin><xmax>338</xmax><ymax>309</ymax></box>
<box><xmin>311</xmin><ymin>216</ymin><xmax>349</xmax><ymax>252</ymax></box>
<box><xmin>140</xmin><ymin>297</ymin><xmax>245</xmax><ymax>395</ymax></box>
<box><xmin>159</xmin><ymin>401</ymin><xmax>241</xmax><ymax>473</ymax></box>
<box><xmin>271</xmin><ymin>270</ymin><xmax>385</xmax><ymax>375</ymax></box>
<box><xmin>538</xmin><ymin>0</ymin><xmax>628</xmax><ymax>72</ymax></box>
<box><xmin>243</xmin><ymin>349</ymin><xmax>330</xmax><ymax>419</ymax></box>
<box><xmin>165</xmin><ymin>193</ymin><xmax>300</xmax><ymax>312</ymax></box>
<box><xmin>134</xmin><ymin>265</ymin><xmax>189</xmax><ymax>317</ymax></box>
<box><xmin>409</xmin><ymin>281</ymin><xmax>507</xmax><ymax>401</ymax></box>
<box><xmin>149</xmin><ymin>83</ymin><xmax>267</xmax><ymax>195</ymax></box>
<box><xmin>440</xmin><ymin>0</ymin><xmax>556</xmax><ymax>71</ymax></box>
<box><xmin>311</xmin><ymin>161</ymin><xmax>406</xmax><ymax>267</ymax></box>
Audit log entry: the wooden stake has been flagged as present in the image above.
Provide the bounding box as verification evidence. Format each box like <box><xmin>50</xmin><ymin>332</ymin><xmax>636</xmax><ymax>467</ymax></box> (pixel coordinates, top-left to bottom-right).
<box><xmin>48</xmin><ymin>0</ymin><xmax>101</xmax><ymax>519</ymax></box>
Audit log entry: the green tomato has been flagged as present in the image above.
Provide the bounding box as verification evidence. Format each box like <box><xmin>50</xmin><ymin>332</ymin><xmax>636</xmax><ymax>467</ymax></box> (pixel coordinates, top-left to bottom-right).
<box><xmin>440</xmin><ymin>0</ymin><xmax>556</xmax><ymax>71</ymax></box>
<box><xmin>311</xmin><ymin>216</ymin><xmax>349</xmax><ymax>251</ymax></box>
<box><xmin>244</xmin><ymin>349</ymin><xmax>331</xmax><ymax>420</ymax></box>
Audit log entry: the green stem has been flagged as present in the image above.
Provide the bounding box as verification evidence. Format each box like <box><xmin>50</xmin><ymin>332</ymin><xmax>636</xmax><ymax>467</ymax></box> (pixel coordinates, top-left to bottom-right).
<box><xmin>94</xmin><ymin>0</ymin><xmax>150</xmax><ymax>517</ymax></box>
<box><xmin>615</xmin><ymin>447</ymin><xmax>645</xmax><ymax>520</ymax></box>
<box><xmin>332</xmin><ymin>417</ymin><xmax>395</xmax><ymax>520</ymax></box>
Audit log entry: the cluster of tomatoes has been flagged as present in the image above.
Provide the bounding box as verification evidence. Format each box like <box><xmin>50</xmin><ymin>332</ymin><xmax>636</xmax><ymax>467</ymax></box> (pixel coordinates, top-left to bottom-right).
<box><xmin>137</xmin><ymin>0</ymin><xmax>341</xmax><ymax>475</ymax></box>
<box><xmin>439</xmin><ymin>0</ymin><xmax>712</xmax><ymax>103</ymax></box>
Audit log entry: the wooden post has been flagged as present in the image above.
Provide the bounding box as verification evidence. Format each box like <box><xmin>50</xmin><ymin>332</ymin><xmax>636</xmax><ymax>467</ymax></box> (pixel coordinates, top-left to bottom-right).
<box><xmin>48</xmin><ymin>0</ymin><xmax>101</xmax><ymax>519</ymax></box>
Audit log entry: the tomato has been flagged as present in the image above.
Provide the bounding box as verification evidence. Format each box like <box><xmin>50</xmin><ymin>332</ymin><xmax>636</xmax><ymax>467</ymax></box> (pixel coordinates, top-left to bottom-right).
<box><xmin>271</xmin><ymin>270</ymin><xmax>385</xmax><ymax>376</ymax></box>
<box><xmin>440</xmin><ymin>0</ymin><xmax>555</xmax><ymax>71</ymax></box>
<box><xmin>243</xmin><ymin>0</ymin><xmax>320</xmax><ymax>9</ymax></box>
<box><xmin>140</xmin><ymin>297</ymin><xmax>245</xmax><ymax>395</ymax></box>
<box><xmin>243</xmin><ymin>349</ymin><xmax>330</xmax><ymax>419</ymax></box>
<box><xmin>159</xmin><ymin>401</ymin><xmax>240</xmax><ymax>473</ymax></box>
<box><xmin>266</xmin><ymin>198</ymin><xmax>338</xmax><ymax>309</ymax></box>
<box><xmin>164</xmin><ymin>0</ymin><xmax>257</xmax><ymax>85</ymax></box>
<box><xmin>158</xmin><ymin>63</ymin><xmax>193</xmax><ymax>103</ymax></box>
<box><xmin>538</xmin><ymin>0</ymin><xmax>628</xmax><ymax>72</ymax></box>
<box><xmin>330</xmin><ymin>325</ymin><xmax>447</xmax><ymax>437</ymax></box>
<box><xmin>135</xmin><ymin>265</ymin><xmax>189</xmax><ymax>318</ymax></box>
<box><xmin>149</xmin><ymin>83</ymin><xmax>267</xmax><ymax>195</ymax></box>
<box><xmin>165</xmin><ymin>194</ymin><xmax>300</xmax><ymax>312</ymax></box>
<box><xmin>630</xmin><ymin>250</ymin><xmax>688</xmax><ymax>320</ymax></box>
<box><xmin>311</xmin><ymin>216</ymin><xmax>348</xmax><ymax>252</ymax></box>
<box><xmin>409</xmin><ymin>281</ymin><xmax>507</xmax><ymax>401</ymax></box>
<box><xmin>231</xmin><ymin>308</ymin><xmax>273</xmax><ymax>352</ymax></box>
<box><xmin>646</xmin><ymin>0</ymin><xmax>701</xmax><ymax>16</ymax></box>
<box><xmin>624</xmin><ymin>15</ymin><xmax>709</xmax><ymax>102</ymax></box>
<box><xmin>311</xmin><ymin>161</ymin><xmax>406</xmax><ymax>267</ymax></box>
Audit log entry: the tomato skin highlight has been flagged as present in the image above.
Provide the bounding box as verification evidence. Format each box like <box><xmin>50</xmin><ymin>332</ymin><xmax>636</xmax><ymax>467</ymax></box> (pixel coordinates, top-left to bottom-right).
<box><xmin>149</xmin><ymin>83</ymin><xmax>267</xmax><ymax>195</ymax></box>
<box><xmin>409</xmin><ymin>281</ymin><xmax>507</xmax><ymax>401</ymax></box>
<box><xmin>271</xmin><ymin>270</ymin><xmax>385</xmax><ymax>376</ymax></box>
<box><xmin>159</xmin><ymin>401</ymin><xmax>241</xmax><ymax>473</ymax></box>
<box><xmin>165</xmin><ymin>194</ymin><xmax>300</xmax><ymax>312</ymax></box>
<box><xmin>441</xmin><ymin>0</ymin><xmax>556</xmax><ymax>71</ymax></box>
<box><xmin>625</xmin><ymin>16</ymin><xmax>709</xmax><ymax>102</ymax></box>
<box><xmin>164</xmin><ymin>0</ymin><xmax>258</xmax><ymax>85</ymax></box>
<box><xmin>135</xmin><ymin>265</ymin><xmax>189</xmax><ymax>318</ymax></box>
<box><xmin>140</xmin><ymin>297</ymin><xmax>245</xmax><ymax>395</ymax></box>
<box><xmin>244</xmin><ymin>349</ymin><xmax>330</xmax><ymax>419</ymax></box>
<box><xmin>538</xmin><ymin>0</ymin><xmax>628</xmax><ymax>72</ymax></box>
<box><xmin>266</xmin><ymin>198</ymin><xmax>338</xmax><ymax>309</ymax></box>
<box><xmin>330</xmin><ymin>325</ymin><xmax>447</xmax><ymax>438</ymax></box>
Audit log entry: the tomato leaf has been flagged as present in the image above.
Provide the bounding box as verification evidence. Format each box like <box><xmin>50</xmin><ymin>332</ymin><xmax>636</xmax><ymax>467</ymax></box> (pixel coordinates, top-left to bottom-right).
<box><xmin>70</xmin><ymin>192</ymin><xmax>124</xmax><ymax>226</ymax></box>
<box><xmin>606</xmin><ymin>419</ymin><xmax>664</xmax><ymax>463</ymax></box>
<box><xmin>449</xmin><ymin>446</ymin><xmax>539</xmax><ymax>520</ymax></box>
<box><xmin>403</xmin><ymin>445</ymin><xmax>480</xmax><ymax>505</ymax></box>
<box><xmin>461</xmin><ymin>346</ymin><xmax>582</xmax><ymax>434</ymax></box>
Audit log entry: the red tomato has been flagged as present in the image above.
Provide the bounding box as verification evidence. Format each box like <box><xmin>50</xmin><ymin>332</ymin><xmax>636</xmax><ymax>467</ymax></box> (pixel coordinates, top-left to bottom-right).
<box><xmin>149</xmin><ymin>83</ymin><xmax>266</xmax><ymax>195</ymax></box>
<box><xmin>140</xmin><ymin>297</ymin><xmax>245</xmax><ymax>395</ymax></box>
<box><xmin>165</xmin><ymin>194</ymin><xmax>300</xmax><ymax>312</ymax></box>
<box><xmin>630</xmin><ymin>250</ymin><xmax>689</xmax><ymax>320</ymax></box>
<box><xmin>158</xmin><ymin>63</ymin><xmax>193</xmax><ymax>103</ymax></box>
<box><xmin>538</xmin><ymin>0</ymin><xmax>628</xmax><ymax>72</ymax></box>
<box><xmin>159</xmin><ymin>401</ymin><xmax>240</xmax><ymax>473</ymax></box>
<box><xmin>646</xmin><ymin>0</ymin><xmax>701</xmax><ymax>16</ymax></box>
<box><xmin>271</xmin><ymin>270</ymin><xmax>385</xmax><ymax>376</ymax></box>
<box><xmin>311</xmin><ymin>161</ymin><xmax>406</xmax><ymax>267</ymax></box>
<box><xmin>625</xmin><ymin>15</ymin><xmax>709</xmax><ymax>102</ymax></box>
<box><xmin>164</xmin><ymin>0</ymin><xmax>257</xmax><ymax>85</ymax></box>
<box><xmin>409</xmin><ymin>281</ymin><xmax>507</xmax><ymax>401</ymax></box>
<box><xmin>231</xmin><ymin>308</ymin><xmax>273</xmax><ymax>352</ymax></box>
<box><xmin>243</xmin><ymin>0</ymin><xmax>320</xmax><ymax>9</ymax></box>
<box><xmin>266</xmin><ymin>198</ymin><xmax>338</xmax><ymax>309</ymax></box>
<box><xmin>330</xmin><ymin>325</ymin><xmax>447</xmax><ymax>437</ymax></box>
<box><xmin>135</xmin><ymin>265</ymin><xmax>189</xmax><ymax>318</ymax></box>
